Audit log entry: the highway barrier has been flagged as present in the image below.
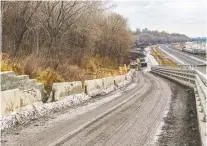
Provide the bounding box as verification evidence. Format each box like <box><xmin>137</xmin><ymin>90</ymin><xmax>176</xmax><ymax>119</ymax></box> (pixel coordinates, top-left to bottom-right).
<box><xmin>151</xmin><ymin>65</ymin><xmax>206</xmax><ymax>146</ymax></box>
<box><xmin>1</xmin><ymin>89</ymin><xmax>22</xmax><ymax>115</ymax></box>
<box><xmin>114</xmin><ymin>75</ymin><xmax>126</xmax><ymax>86</ymax></box>
<box><xmin>0</xmin><ymin>70</ymin><xmax>135</xmax><ymax>115</ymax></box>
<box><xmin>84</xmin><ymin>79</ymin><xmax>104</xmax><ymax>97</ymax></box>
<box><xmin>0</xmin><ymin>71</ymin><xmax>44</xmax><ymax>115</ymax></box>
<box><xmin>52</xmin><ymin>81</ymin><xmax>84</xmax><ymax>101</ymax></box>
<box><xmin>102</xmin><ymin>77</ymin><xmax>114</xmax><ymax>89</ymax></box>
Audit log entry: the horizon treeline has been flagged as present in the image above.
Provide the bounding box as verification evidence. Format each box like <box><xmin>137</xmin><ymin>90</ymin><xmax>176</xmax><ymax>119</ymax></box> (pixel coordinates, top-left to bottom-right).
<box><xmin>133</xmin><ymin>28</ymin><xmax>191</xmax><ymax>45</ymax></box>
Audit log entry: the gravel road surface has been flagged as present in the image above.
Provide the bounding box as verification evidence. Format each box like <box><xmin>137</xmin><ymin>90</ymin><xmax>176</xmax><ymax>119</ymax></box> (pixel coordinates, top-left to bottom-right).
<box><xmin>1</xmin><ymin>72</ymin><xmax>171</xmax><ymax>146</ymax></box>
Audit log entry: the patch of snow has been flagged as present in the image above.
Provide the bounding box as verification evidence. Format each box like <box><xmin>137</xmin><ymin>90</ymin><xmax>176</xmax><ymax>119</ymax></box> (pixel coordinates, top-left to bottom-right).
<box><xmin>143</xmin><ymin>47</ymin><xmax>159</xmax><ymax>73</ymax></box>
<box><xmin>125</xmin><ymin>83</ymin><xmax>137</xmax><ymax>90</ymax></box>
<box><xmin>102</xmin><ymin>86</ymin><xmax>116</xmax><ymax>95</ymax></box>
<box><xmin>0</xmin><ymin>94</ymin><xmax>91</xmax><ymax>131</ymax></box>
<box><xmin>151</xmin><ymin>91</ymin><xmax>171</xmax><ymax>145</ymax></box>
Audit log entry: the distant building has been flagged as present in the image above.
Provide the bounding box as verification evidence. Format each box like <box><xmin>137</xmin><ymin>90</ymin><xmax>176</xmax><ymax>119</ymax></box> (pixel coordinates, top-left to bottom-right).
<box><xmin>142</xmin><ymin>28</ymin><xmax>148</xmax><ymax>32</ymax></box>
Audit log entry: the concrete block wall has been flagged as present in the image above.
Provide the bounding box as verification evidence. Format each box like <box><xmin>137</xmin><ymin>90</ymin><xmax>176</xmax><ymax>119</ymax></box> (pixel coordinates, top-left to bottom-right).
<box><xmin>52</xmin><ymin>81</ymin><xmax>83</xmax><ymax>101</ymax></box>
<box><xmin>84</xmin><ymin>79</ymin><xmax>104</xmax><ymax>97</ymax></box>
<box><xmin>102</xmin><ymin>77</ymin><xmax>114</xmax><ymax>89</ymax></box>
<box><xmin>114</xmin><ymin>75</ymin><xmax>126</xmax><ymax>86</ymax></box>
<box><xmin>52</xmin><ymin>70</ymin><xmax>135</xmax><ymax>99</ymax></box>
<box><xmin>1</xmin><ymin>89</ymin><xmax>22</xmax><ymax>114</ymax></box>
<box><xmin>84</xmin><ymin>70</ymin><xmax>135</xmax><ymax>97</ymax></box>
<box><xmin>0</xmin><ymin>70</ymin><xmax>135</xmax><ymax>115</ymax></box>
<box><xmin>151</xmin><ymin>66</ymin><xmax>206</xmax><ymax>146</ymax></box>
<box><xmin>1</xmin><ymin>71</ymin><xmax>44</xmax><ymax>91</ymax></box>
<box><xmin>125</xmin><ymin>69</ymin><xmax>135</xmax><ymax>81</ymax></box>
<box><xmin>0</xmin><ymin>71</ymin><xmax>44</xmax><ymax>115</ymax></box>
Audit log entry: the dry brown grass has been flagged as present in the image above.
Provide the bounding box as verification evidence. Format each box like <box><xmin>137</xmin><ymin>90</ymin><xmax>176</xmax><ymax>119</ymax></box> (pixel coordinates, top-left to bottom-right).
<box><xmin>1</xmin><ymin>53</ymin><xmax>121</xmax><ymax>93</ymax></box>
<box><xmin>152</xmin><ymin>47</ymin><xmax>177</xmax><ymax>67</ymax></box>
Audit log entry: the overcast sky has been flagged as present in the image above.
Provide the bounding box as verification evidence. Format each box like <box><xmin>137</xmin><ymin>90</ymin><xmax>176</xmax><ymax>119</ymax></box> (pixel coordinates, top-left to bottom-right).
<box><xmin>111</xmin><ymin>0</ymin><xmax>206</xmax><ymax>38</ymax></box>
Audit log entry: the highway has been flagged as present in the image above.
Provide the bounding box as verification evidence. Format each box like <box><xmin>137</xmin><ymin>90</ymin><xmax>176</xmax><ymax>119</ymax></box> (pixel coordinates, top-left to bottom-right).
<box><xmin>159</xmin><ymin>45</ymin><xmax>205</xmax><ymax>66</ymax></box>
<box><xmin>159</xmin><ymin>45</ymin><xmax>206</xmax><ymax>75</ymax></box>
<box><xmin>2</xmin><ymin>72</ymin><xmax>172</xmax><ymax>146</ymax></box>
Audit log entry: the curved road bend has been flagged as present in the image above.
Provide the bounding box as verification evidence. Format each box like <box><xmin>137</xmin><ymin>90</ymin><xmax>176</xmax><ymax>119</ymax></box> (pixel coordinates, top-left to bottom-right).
<box><xmin>2</xmin><ymin>72</ymin><xmax>172</xmax><ymax>146</ymax></box>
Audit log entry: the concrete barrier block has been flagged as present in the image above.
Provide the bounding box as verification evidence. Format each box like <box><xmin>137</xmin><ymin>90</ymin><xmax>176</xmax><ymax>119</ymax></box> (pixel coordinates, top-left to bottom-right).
<box><xmin>102</xmin><ymin>77</ymin><xmax>114</xmax><ymax>89</ymax></box>
<box><xmin>36</xmin><ymin>82</ymin><xmax>44</xmax><ymax>90</ymax></box>
<box><xmin>1</xmin><ymin>89</ymin><xmax>22</xmax><ymax>115</ymax></box>
<box><xmin>1</xmin><ymin>72</ymin><xmax>16</xmax><ymax>90</ymax></box>
<box><xmin>29</xmin><ymin>79</ymin><xmax>37</xmax><ymax>87</ymax></box>
<box><xmin>125</xmin><ymin>70</ymin><xmax>134</xmax><ymax>81</ymax></box>
<box><xmin>84</xmin><ymin>79</ymin><xmax>104</xmax><ymax>97</ymax></box>
<box><xmin>20</xmin><ymin>88</ymin><xmax>42</xmax><ymax>106</ymax></box>
<box><xmin>0</xmin><ymin>71</ymin><xmax>15</xmax><ymax>78</ymax></box>
<box><xmin>114</xmin><ymin>75</ymin><xmax>125</xmax><ymax>86</ymax></box>
<box><xmin>1</xmin><ymin>74</ymin><xmax>30</xmax><ymax>91</ymax></box>
<box><xmin>52</xmin><ymin>81</ymin><xmax>83</xmax><ymax>101</ymax></box>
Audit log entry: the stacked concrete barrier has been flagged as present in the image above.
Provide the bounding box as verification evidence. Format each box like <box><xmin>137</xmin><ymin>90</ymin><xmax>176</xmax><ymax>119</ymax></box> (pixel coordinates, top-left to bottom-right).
<box><xmin>84</xmin><ymin>70</ymin><xmax>135</xmax><ymax>97</ymax></box>
<box><xmin>84</xmin><ymin>79</ymin><xmax>104</xmax><ymax>97</ymax></box>
<box><xmin>151</xmin><ymin>66</ymin><xmax>206</xmax><ymax>146</ymax></box>
<box><xmin>0</xmin><ymin>71</ymin><xmax>44</xmax><ymax>115</ymax></box>
<box><xmin>1</xmin><ymin>89</ymin><xmax>22</xmax><ymax>114</ymax></box>
<box><xmin>125</xmin><ymin>69</ymin><xmax>135</xmax><ymax>81</ymax></box>
<box><xmin>0</xmin><ymin>70</ymin><xmax>135</xmax><ymax>114</ymax></box>
<box><xmin>114</xmin><ymin>75</ymin><xmax>126</xmax><ymax>86</ymax></box>
<box><xmin>102</xmin><ymin>77</ymin><xmax>114</xmax><ymax>89</ymax></box>
<box><xmin>52</xmin><ymin>81</ymin><xmax>83</xmax><ymax>101</ymax></box>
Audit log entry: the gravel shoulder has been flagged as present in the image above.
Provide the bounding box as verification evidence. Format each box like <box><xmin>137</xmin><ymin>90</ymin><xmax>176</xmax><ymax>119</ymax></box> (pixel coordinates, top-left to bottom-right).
<box><xmin>154</xmin><ymin>76</ymin><xmax>201</xmax><ymax>146</ymax></box>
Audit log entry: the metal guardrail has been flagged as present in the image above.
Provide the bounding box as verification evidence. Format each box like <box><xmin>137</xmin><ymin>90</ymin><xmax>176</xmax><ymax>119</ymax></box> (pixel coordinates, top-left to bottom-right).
<box><xmin>195</xmin><ymin>70</ymin><xmax>207</xmax><ymax>86</ymax></box>
<box><xmin>151</xmin><ymin>66</ymin><xmax>206</xmax><ymax>118</ymax></box>
<box><xmin>152</xmin><ymin>68</ymin><xmax>196</xmax><ymax>78</ymax></box>
<box><xmin>151</xmin><ymin>65</ymin><xmax>207</xmax><ymax>146</ymax></box>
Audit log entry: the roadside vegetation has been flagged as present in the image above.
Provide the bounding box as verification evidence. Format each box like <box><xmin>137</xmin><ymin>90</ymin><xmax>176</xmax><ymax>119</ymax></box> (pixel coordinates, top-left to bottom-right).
<box><xmin>1</xmin><ymin>1</ymin><xmax>132</xmax><ymax>92</ymax></box>
<box><xmin>151</xmin><ymin>46</ymin><xmax>177</xmax><ymax>66</ymax></box>
<box><xmin>133</xmin><ymin>28</ymin><xmax>190</xmax><ymax>44</ymax></box>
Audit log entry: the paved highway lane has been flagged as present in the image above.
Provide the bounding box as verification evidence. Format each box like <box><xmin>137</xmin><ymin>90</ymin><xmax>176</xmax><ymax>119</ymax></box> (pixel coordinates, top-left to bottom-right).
<box><xmin>159</xmin><ymin>46</ymin><xmax>205</xmax><ymax>66</ymax></box>
<box><xmin>2</xmin><ymin>72</ymin><xmax>172</xmax><ymax>146</ymax></box>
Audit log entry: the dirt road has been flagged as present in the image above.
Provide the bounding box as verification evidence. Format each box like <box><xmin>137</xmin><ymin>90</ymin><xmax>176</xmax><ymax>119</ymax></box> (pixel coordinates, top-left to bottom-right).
<box><xmin>1</xmin><ymin>72</ymin><xmax>178</xmax><ymax>146</ymax></box>
<box><xmin>59</xmin><ymin>73</ymin><xmax>171</xmax><ymax>146</ymax></box>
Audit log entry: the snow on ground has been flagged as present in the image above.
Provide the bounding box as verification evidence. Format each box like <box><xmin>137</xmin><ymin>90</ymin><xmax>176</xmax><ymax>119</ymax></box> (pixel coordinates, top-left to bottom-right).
<box><xmin>143</xmin><ymin>47</ymin><xmax>159</xmax><ymax>73</ymax></box>
<box><xmin>145</xmin><ymin>47</ymin><xmax>159</xmax><ymax>66</ymax></box>
<box><xmin>0</xmin><ymin>94</ymin><xmax>91</xmax><ymax>131</ymax></box>
<box><xmin>0</xmin><ymin>71</ymin><xmax>136</xmax><ymax>131</ymax></box>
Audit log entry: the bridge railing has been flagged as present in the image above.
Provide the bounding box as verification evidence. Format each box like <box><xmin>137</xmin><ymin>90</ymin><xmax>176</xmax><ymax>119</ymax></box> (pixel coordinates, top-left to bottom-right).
<box><xmin>195</xmin><ymin>69</ymin><xmax>207</xmax><ymax>86</ymax></box>
<box><xmin>151</xmin><ymin>65</ymin><xmax>206</xmax><ymax>145</ymax></box>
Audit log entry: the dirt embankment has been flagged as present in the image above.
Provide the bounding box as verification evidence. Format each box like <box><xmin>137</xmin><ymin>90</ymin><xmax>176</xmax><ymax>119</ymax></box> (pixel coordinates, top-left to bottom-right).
<box><xmin>156</xmin><ymin>80</ymin><xmax>201</xmax><ymax>146</ymax></box>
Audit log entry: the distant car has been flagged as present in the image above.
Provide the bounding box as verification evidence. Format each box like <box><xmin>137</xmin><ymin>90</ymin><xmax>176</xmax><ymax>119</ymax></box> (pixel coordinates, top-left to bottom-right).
<box><xmin>140</xmin><ymin>58</ymin><xmax>147</xmax><ymax>67</ymax></box>
<box><xmin>141</xmin><ymin>62</ymin><xmax>147</xmax><ymax>67</ymax></box>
